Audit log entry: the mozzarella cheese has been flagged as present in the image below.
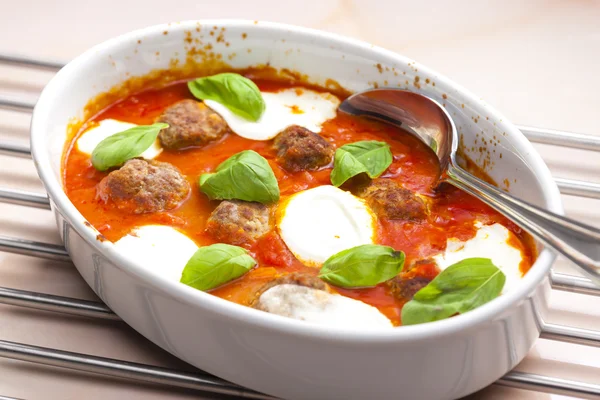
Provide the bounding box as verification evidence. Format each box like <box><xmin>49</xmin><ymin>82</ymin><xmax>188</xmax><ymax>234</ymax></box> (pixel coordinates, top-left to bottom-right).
<box><xmin>204</xmin><ymin>88</ymin><xmax>340</xmax><ymax>141</ymax></box>
<box><xmin>257</xmin><ymin>284</ymin><xmax>393</xmax><ymax>328</ymax></box>
<box><xmin>433</xmin><ymin>222</ymin><xmax>524</xmax><ymax>293</ymax></box>
<box><xmin>114</xmin><ymin>225</ymin><xmax>198</xmax><ymax>282</ymax></box>
<box><xmin>77</xmin><ymin>119</ymin><xmax>162</xmax><ymax>159</ymax></box>
<box><xmin>277</xmin><ymin>185</ymin><xmax>376</xmax><ymax>266</ymax></box>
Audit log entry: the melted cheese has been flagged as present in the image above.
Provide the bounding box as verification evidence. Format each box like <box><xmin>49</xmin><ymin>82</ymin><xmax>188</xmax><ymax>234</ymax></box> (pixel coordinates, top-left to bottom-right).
<box><xmin>204</xmin><ymin>88</ymin><xmax>340</xmax><ymax>141</ymax></box>
<box><xmin>257</xmin><ymin>284</ymin><xmax>392</xmax><ymax>328</ymax></box>
<box><xmin>77</xmin><ymin>119</ymin><xmax>162</xmax><ymax>159</ymax></box>
<box><xmin>433</xmin><ymin>223</ymin><xmax>524</xmax><ymax>293</ymax></box>
<box><xmin>114</xmin><ymin>225</ymin><xmax>198</xmax><ymax>281</ymax></box>
<box><xmin>278</xmin><ymin>185</ymin><xmax>376</xmax><ymax>266</ymax></box>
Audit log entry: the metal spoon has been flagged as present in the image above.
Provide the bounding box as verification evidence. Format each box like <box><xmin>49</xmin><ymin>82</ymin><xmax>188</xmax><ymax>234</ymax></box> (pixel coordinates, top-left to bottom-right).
<box><xmin>340</xmin><ymin>88</ymin><xmax>600</xmax><ymax>284</ymax></box>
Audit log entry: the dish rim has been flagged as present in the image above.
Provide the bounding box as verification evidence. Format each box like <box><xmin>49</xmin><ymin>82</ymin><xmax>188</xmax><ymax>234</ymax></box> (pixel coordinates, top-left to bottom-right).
<box><xmin>30</xmin><ymin>19</ymin><xmax>563</xmax><ymax>343</ymax></box>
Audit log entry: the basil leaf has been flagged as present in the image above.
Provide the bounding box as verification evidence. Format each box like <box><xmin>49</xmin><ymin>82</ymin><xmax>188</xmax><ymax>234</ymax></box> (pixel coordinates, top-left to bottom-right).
<box><xmin>180</xmin><ymin>243</ymin><xmax>256</xmax><ymax>291</ymax></box>
<box><xmin>91</xmin><ymin>122</ymin><xmax>168</xmax><ymax>171</ymax></box>
<box><xmin>401</xmin><ymin>258</ymin><xmax>506</xmax><ymax>326</ymax></box>
<box><xmin>330</xmin><ymin>140</ymin><xmax>393</xmax><ymax>187</ymax></box>
<box><xmin>188</xmin><ymin>73</ymin><xmax>266</xmax><ymax>121</ymax></box>
<box><xmin>318</xmin><ymin>244</ymin><xmax>405</xmax><ymax>288</ymax></box>
<box><xmin>199</xmin><ymin>150</ymin><xmax>280</xmax><ymax>204</ymax></box>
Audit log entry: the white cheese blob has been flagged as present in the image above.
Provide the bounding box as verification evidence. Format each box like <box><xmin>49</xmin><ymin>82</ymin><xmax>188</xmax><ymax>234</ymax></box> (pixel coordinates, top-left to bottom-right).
<box><xmin>278</xmin><ymin>185</ymin><xmax>376</xmax><ymax>266</ymax></box>
<box><xmin>114</xmin><ymin>225</ymin><xmax>198</xmax><ymax>282</ymax></box>
<box><xmin>257</xmin><ymin>284</ymin><xmax>393</xmax><ymax>328</ymax></box>
<box><xmin>77</xmin><ymin>119</ymin><xmax>163</xmax><ymax>159</ymax></box>
<box><xmin>204</xmin><ymin>88</ymin><xmax>340</xmax><ymax>141</ymax></box>
<box><xmin>433</xmin><ymin>222</ymin><xmax>524</xmax><ymax>293</ymax></box>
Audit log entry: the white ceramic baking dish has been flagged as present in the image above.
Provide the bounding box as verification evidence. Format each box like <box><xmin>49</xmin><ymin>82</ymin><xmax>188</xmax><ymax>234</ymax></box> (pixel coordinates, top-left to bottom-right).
<box><xmin>30</xmin><ymin>20</ymin><xmax>562</xmax><ymax>400</ymax></box>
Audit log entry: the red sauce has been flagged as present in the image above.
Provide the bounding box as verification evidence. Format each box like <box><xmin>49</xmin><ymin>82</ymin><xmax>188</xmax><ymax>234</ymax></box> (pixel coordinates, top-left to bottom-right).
<box><xmin>63</xmin><ymin>76</ymin><xmax>535</xmax><ymax>326</ymax></box>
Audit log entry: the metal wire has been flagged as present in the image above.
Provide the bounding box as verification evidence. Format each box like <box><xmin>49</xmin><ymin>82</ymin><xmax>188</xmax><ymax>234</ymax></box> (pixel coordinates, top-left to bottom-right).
<box><xmin>0</xmin><ymin>188</ymin><xmax>50</xmax><ymax>209</ymax></box>
<box><xmin>551</xmin><ymin>272</ymin><xmax>600</xmax><ymax>297</ymax></box>
<box><xmin>542</xmin><ymin>323</ymin><xmax>600</xmax><ymax>348</ymax></box>
<box><xmin>0</xmin><ymin>339</ymin><xmax>274</xmax><ymax>399</ymax></box>
<box><xmin>0</xmin><ymin>97</ymin><xmax>35</xmax><ymax>112</ymax></box>
<box><xmin>0</xmin><ymin>286</ymin><xmax>118</xmax><ymax>320</ymax></box>
<box><xmin>497</xmin><ymin>371</ymin><xmax>600</xmax><ymax>397</ymax></box>
<box><xmin>519</xmin><ymin>125</ymin><xmax>600</xmax><ymax>153</ymax></box>
<box><xmin>0</xmin><ymin>53</ymin><xmax>64</xmax><ymax>70</ymax></box>
<box><xmin>0</xmin><ymin>236</ymin><xmax>70</xmax><ymax>262</ymax></box>
<box><xmin>555</xmin><ymin>178</ymin><xmax>600</xmax><ymax>200</ymax></box>
<box><xmin>0</xmin><ymin>142</ymin><xmax>31</xmax><ymax>158</ymax></box>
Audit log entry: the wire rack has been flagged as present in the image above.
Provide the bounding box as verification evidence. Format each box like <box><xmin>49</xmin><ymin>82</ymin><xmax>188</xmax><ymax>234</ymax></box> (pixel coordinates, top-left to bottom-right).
<box><xmin>1</xmin><ymin>53</ymin><xmax>600</xmax><ymax>399</ymax></box>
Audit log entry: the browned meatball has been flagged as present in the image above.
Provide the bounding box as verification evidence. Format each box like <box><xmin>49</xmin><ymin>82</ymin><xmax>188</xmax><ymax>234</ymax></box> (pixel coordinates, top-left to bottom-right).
<box><xmin>97</xmin><ymin>159</ymin><xmax>190</xmax><ymax>214</ymax></box>
<box><xmin>205</xmin><ymin>200</ymin><xmax>271</xmax><ymax>246</ymax></box>
<box><xmin>156</xmin><ymin>100</ymin><xmax>229</xmax><ymax>150</ymax></box>
<box><xmin>388</xmin><ymin>276</ymin><xmax>431</xmax><ymax>300</ymax></box>
<box><xmin>249</xmin><ymin>273</ymin><xmax>331</xmax><ymax>308</ymax></box>
<box><xmin>356</xmin><ymin>179</ymin><xmax>427</xmax><ymax>221</ymax></box>
<box><xmin>273</xmin><ymin>125</ymin><xmax>334</xmax><ymax>172</ymax></box>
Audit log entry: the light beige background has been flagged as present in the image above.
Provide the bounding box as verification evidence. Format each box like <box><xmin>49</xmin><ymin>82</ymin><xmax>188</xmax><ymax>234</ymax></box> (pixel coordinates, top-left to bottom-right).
<box><xmin>0</xmin><ymin>1</ymin><xmax>599</xmax><ymax>399</ymax></box>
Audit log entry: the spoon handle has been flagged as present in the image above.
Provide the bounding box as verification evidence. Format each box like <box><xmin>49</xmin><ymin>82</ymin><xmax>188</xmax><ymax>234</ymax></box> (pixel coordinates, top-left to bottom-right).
<box><xmin>446</xmin><ymin>163</ymin><xmax>600</xmax><ymax>283</ymax></box>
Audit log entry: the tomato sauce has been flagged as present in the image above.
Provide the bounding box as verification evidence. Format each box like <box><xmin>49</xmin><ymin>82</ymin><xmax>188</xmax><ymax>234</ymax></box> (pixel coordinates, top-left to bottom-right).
<box><xmin>63</xmin><ymin>75</ymin><xmax>535</xmax><ymax>326</ymax></box>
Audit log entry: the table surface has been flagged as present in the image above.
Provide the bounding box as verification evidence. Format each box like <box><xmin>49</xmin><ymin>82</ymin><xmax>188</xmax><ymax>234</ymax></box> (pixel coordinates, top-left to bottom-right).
<box><xmin>0</xmin><ymin>1</ymin><xmax>599</xmax><ymax>399</ymax></box>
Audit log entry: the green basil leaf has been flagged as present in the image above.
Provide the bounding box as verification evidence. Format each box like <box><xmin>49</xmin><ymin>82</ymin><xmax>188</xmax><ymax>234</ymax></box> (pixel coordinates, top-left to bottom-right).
<box><xmin>199</xmin><ymin>150</ymin><xmax>280</xmax><ymax>204</ymax></box>
<box><xmin>318</xmin><ymin>244</ymin><xmax>405</xmax><ymax>288</ymax></box>
<box><xmin>330</xmin><ymin>140</ymin><xmax>393</xmax><ymax>186</ymax></box>
<box><xmin>187</xmin><ymin>73</ymin><xmax>266</xmax><ymax>121</ymax></box>
<box><xmin>91</xmin><ymin>122</ymin><xmax>168</xmax><ymax>171</ymax></box>
<box><xmin>401</xmin><ymin>258</ymin><xmax>506</xmax><ymax>326</ymax></box>
<box><xmin>180</xmin><ymin>243</ymin><xmax>256</xmax><ymax>291</ymax></box>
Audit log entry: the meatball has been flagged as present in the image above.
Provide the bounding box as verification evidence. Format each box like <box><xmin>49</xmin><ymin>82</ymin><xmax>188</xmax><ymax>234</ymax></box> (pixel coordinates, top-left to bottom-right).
<box><xmin>249</xmin><ymin>272</ymin><xmax>331</xmax><ymax>308</ymax></box>
<box><xmin>273</xmin><ymin>125</ymin><xmax>334</xmax><ymax>172</ymax></box>
<box><xmin>388</xmin><ymin>276</ymin><xmax>431</xmax><ymax>300</ymax></box>
<box><xmin>97</xmin><ymin>159</ymin><xmax>190</xmax><ymax>213</ymax></box>
<box><xmin>156</xmin><ymin>100</ymin><xmax>229</xmax><ymax>150</ymax></box>
<box><xmin>356</xmin><ymin>179</ymin><xmax>427</xmax><ymax>221</ymax></box>
<box><xmin>205</xmin><ymin>200</ymin><xmax>271</xmax><ymax>246</ymax></box>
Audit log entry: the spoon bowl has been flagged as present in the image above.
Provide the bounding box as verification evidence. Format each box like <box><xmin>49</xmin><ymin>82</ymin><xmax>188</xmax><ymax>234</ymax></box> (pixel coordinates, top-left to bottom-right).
<box><xmin>340</xmin><ymin>88</ymin><xmax>600</xmax><ymax>284</ymax></box>
<box><xmin>340</xmin><ymin>89</ymin><xmax>456</xmax><ymax>175</ymax></box>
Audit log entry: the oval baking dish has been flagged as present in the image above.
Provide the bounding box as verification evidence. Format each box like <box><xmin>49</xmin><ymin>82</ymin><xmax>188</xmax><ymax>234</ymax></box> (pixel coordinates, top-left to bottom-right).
<box><xmin>30</xmin><ymin>20</ymin><xmax>562</xmax><ymax>400</ymax></box>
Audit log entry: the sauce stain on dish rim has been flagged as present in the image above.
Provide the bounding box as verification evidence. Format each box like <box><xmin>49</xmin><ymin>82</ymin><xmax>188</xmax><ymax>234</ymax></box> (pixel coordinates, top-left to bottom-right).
<box><xmin>66</xmin><ymin>23</ymin><xmax>493</xmax><ymax>171</ymax></box>
<box><xmin>67</xmin><ymin>22</ymin><xmax>498</xmax><ymax>184</ymax></box>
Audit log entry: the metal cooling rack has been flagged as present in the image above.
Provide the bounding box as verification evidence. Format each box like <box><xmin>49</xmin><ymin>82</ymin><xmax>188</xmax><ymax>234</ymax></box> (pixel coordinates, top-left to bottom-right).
<box><xmin>1</xmin><ymin>53</ymin><xmax>600</xmax><ymax>399</ymax></box>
